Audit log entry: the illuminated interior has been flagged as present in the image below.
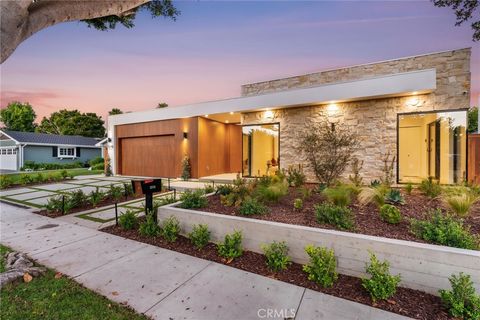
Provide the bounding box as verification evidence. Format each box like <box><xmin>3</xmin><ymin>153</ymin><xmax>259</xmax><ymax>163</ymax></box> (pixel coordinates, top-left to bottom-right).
<box><xmin>242</xmin><ymin>124</ymin><xmax>279</xmax><ymax>176</ymax></box>
<box><xmin>398</xmin><ymin>110</ymin><xmax>467</xmax><ymax>184</ymax></box>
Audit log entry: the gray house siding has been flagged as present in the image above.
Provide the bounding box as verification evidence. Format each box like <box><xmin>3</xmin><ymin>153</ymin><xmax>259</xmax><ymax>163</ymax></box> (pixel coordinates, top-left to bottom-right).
<box><xmin>0</xmin><ymin>140</ymin><xmax>17</xmax><ymax>147</ymax></box>
<box><xmin>23</xmin><ymin>145</ymin><xmax>101</xmax><ymax>165</ymax></box>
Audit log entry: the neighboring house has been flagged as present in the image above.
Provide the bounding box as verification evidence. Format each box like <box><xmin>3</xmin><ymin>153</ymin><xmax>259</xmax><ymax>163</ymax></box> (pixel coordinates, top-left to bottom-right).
<box><xmin>106</xmin><ymin>48</ymin><xmax>475</xmax><ymax>184</ymax></box>
<box><xmin>0</xmin><ymin>130</ymin><xmax>102</xmax><ymax>171</ymax></box>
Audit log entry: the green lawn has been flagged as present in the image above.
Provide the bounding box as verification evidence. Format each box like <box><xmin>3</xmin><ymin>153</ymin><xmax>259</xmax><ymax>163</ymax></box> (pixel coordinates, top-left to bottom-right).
<box><xmin>0</xmin><ymin>245</ymin><xmax>148</xmax><ymax>320</ymax></box>
<box><xmin>1</xmin><ymin>168</ymin><xmax>104</xmax><ymax>186</ymax></box>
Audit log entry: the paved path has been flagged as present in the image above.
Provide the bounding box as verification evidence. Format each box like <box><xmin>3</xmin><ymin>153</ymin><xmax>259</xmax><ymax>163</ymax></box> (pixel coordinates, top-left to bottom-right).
<box><xmin>0</xmin><ymin>203</ymin><xmax>411</xmax><ymax>320</ymax></box>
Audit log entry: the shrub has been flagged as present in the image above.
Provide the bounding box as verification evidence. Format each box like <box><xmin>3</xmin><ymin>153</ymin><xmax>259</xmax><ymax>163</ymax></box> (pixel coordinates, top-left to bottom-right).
<box><xmin>285</xmin><ymin>164</ymin><xmax>306</xmax><ymax>187</ymax></box>
<box><xmin>384</xmin><ymin>189</ymin><xmax>405</xmax><ymax>205</ymax></box>
<box><xmin>139</xmin><ymin>214</ymin><xmax>161</xmax><ymax>237</ymax></box>
<box><xmin>19</xmin><ymin>174</ymin><xmax>33</xmax><ymax>185</ymax></box>
<box><xmin>362</xmin><ymin>252</ymin><xmax>401</xmax><ymax>302</ymax></box>
<box><xmin>204</xmin><ymin>184</ymin><xmax>214</xmax><ymax>194</ymax></box>
<box><xmin>215</xmin><ymin>184</ymin><xmax>234</xmax><ymax>196</ymax></box>
<box><xmin>68</xmin><ymin>189</ymin><xmax>87</xmax><ymax>207</ymax></box>
<box><xmin>89</xmin><ymin>156</ymin><xmax>104</xmax><ymax>166</ymax></box>
<box><xmin>322</xmin><ymin>186</ymin><xmax>352</xmax><ymax>207</ymax></box>
<box><xmin>348</xmin><ymin>157</ymin><xmax>364</xmax><ymax>187</ymax></box>
<box><xmin>22</xmin><ymin>161</ymin><xmax>83</xmax><ymax>171</ymax></box>
<box><xmin>419</xmin><ymin>177</ymin><xmax>442</xmax><ymax>198</ymax></box>
<box><xmin>188</xmin><ymin>224</ymin><xmax>211</xmax><ymax>249</ymax></box>
<box><xmin>298</xmin><ymin>186</ymin><xmax>312</xmax><ymax>200</ymax></box>
<box><xmin>45</xmin><ymin>195</ymin><xmax>64</xmax><ymax>213</ymax></box>
<box><xmin>302</xmin><ymin>245</ymin><xmax>338</xmax><ymax>287</ymax></box>
<box><xmin>181</xmin><ymin>155</ymin><xmax>191</xmax><ymax>181</ymax></box>
<box><xmin>444</xmin><ymin>193</ymin><xmax>479</xmax><ymax>217</ymax></box>
<box><xmin>297</xmin><ymin>118</ymin><xmax>358</xmax><ymax>186</ymax></box>
<box><xmin>0</xmin><ymin>175</ymin><xmax>12</xmax><ymax>189</ymax></box>
<box><xmin>293</xmin><ymin>198</ymin><xmax>303</xmax><ymax>211</ymax></box>
<box><xmin>405</xmin><ymin>183</ymin><xmax>413</xmax><ymax>195</ymax></box>
<box><xmin>239</xmin><ymin>197</ymin><xmax>268</xmax><ymax>215</ymax></box>
<box><xmin>108</xmin><ymin>184</ymin><xmax>123</xmax><ymax>202</ymax></box>
<box><xmin>379</xmin><ymin>204</ymin><xmax>402</xmax><ymax>224</ymax></box>
<box><xmin>439</xmin><ymin>273</ymin><xmax>480</xmax><ymax>319</ymax></box>
<box><xmin>118</xmin><ymin>210</ymin><xmax>138</xmax><ymax>230</ymax></box>
<box><xmin>49</xmin><ymin>173</ymin><xmax>62</xmax><ymax>182</ymax></box>
<box><xmin>255</xmin><ymin>180</ymin><xmax>288</xmax><ymax>203</ymax></box>
<box><xmin>123</xmin><ymin>183</ymin><xmax>134</xmax><ymax>197</ymax></box>
<box><xmin>358</xmin><ymin>186</ymin><xmax>387</xmax><ymax>207</ymax></box>
<box><xmin>217</xmin><ymin>230</ymin><xmax>243</xmax><ymax>261</ymax></box>
<box><xmin>34</xmin><ymin>173</ymin><xmax>46</xmax><ymax>184</ymax></box>
<box><xmin>160</xmin><ymin>216</ymin><xmax>181</xmax><ymax>242</ymax></box>
<box><xmin>261</xmin><ymin>241</ymin><xmax>291</xmax><ymax>272</ymax></box>
<box><xmin>179</xmin><ymin>189</ymin><xmax>208</xmax><ymax>209</ymax></box>
<box><xmin>60</xmin><ymin>169</ymin><xmax>69</xmax><ymax>180</ymax></box>
<box><xmin>315</xmin><ymin>203</ymin><xmax>354</xmax><ymax>230</ymax></box>
<box><xmin>89</xmin><ymin>187</ymin><xmax>105</xmax><ymax>206</ymax></box>
<box><xmin>155</xmin><ymin>194</ymin><xmax>177</xmax><ymax>206</ymax></box>
<box><xmin>411</xmin><ymin>209</ymin><xmax>479</xmax><ymax>250</ymax></box>
<box><xmin>221</xmin><ymin>175</ymin><xmax>252</xmax><ymax>207</ymax></box>
<box><xmin>91</xmin><ymin>163</ymin><xmax>104</xmax><ymax>170</ymax></box>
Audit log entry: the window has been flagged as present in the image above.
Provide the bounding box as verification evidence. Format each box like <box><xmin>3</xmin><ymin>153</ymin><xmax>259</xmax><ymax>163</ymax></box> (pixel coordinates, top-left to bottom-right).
<box><xmin>58</xmin><ymin>147</ymin><xmax>76</xmax><ymax>158</ymax></box>
<box><xmin>242</xmin><ymin>123</ymin><xmax>280</xmax><ymax>177</ymax></box>
<box><xmin>398</xmin><ymin>110</ymin><xmax>467</xmax><ymax>184</ymax></box>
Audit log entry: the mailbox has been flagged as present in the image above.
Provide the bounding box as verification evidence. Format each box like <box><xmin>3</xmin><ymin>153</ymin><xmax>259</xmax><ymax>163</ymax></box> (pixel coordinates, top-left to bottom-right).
<box><xmin>131</xmin><ymin>179</ymin><xmax>162</xmax><ymax>220</ymax></box>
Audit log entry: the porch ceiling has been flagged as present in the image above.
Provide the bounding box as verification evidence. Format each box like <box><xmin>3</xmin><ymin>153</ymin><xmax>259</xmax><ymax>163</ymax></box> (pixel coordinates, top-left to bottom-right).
<box><xmin>109</xmin><ymin>69</ymin><xmax>436</xmax><ymax>127</ymax></box>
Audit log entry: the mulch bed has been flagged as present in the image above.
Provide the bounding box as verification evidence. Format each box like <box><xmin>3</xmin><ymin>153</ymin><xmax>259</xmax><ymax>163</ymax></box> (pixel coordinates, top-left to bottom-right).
<box><xmin>103</xmin><ymin>221</ymin><xmax>450</xmax><ymax>320</ymax></box>
<box><xmin>35</xmin><ymin>194</ymin><xmax>143</xmax><ymax>218</ymax></box>
<box><xmin>198</xmin><ymin>186</ymin><xmax>480</xmax><ymax>244</ymax></box>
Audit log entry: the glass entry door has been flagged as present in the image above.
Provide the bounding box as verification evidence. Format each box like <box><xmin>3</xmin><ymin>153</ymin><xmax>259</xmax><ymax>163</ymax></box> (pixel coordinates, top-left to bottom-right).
<box><xmin>242</xmin><ymin>124</ymin><xmax>279</xmax><ymax>177</ymax></box>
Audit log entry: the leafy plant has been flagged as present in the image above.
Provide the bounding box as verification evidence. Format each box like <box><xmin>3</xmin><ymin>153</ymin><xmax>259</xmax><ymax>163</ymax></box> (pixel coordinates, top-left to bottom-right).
<box><xmin>405</xmin><ymin>183</ymin><xmax>413</xmax><ymax>195</ymax></box>
<box><xmin>297</xmin><ymin>118</ymin><xmax>358</xmax><ymax>186</ymax></box>
<box><xmin>315</xmin><ymin>203</ymin><xmax>354</xmax><ymax>230</ymax></box>
<box><xmin>217</xmin><ymin>230</ymin><xmax>243</xmax><ymax>261</ymax></box>
<box><xmin>380</xmin><ymin>151</ymin><xmax>395</xmax><ymax>187</ymax></box>
<box><xmin>89</xmin><ymin>187</ymin><xmax>105</xmax><ymax>207</ymax></box>
<box><xmin>254</xmin><ymin>180</ymin><xmax>289</xmax><ymax>203</ymax></box>
<box><xmin>181</xmin><ymin>155</ymin><xmax>191</xmax><ymax>181</ymax></box>
<box><xmin>118</xmin><ymin>210</ymin><xmax>138</xmax><ymax>230</ymax></box>
<box><xmin>155</xmin><ymin>194</ymin><xmax>177</xmax><ymax>206</ymax></box>
<box><xmin>221</xmin><ymin>175</ymin><xmax>252</xmax><ymax>207</ymax></box>
<box><xmin>68</xmin><ymin>189</ymin><xmax>87</xmax><ymax>207</ymax></box>
<box><xmin>379</xmin><ymin>204</ymin><xmax>402</xmax><ymax>224</ymax></box>
<box><xmin>139</xmin><ymin>214</ymin><xmax>161</xmax><ymax>237</ymax></box>
<box><xmin>362</xmin><ymin>252</ymin><xmax>401</xmax><ymax>302</ymax></box>
<box><xmin>284</xmin><ymin>164</ymin><xmax>306</xmax><ymax>187</ymax></box>
<box><xmin>302</xmin><ymin>245</ymin><xmax>338</xmax><ymax>287</ymax></box>
<box><xmin>60</xmin><ymin>169</ymin><xmax>68</xmax><ymax>180</ymax></box>
<box><xmin>188</xmin><ymin>224</ymin><xmax>211</xmax><ymax>249</ymax></box>
<box><xmin>19</xmin><ymin>174</ymin><xmax>33</xmax><ymax>185</ymax></box>
<box><xmin>160</xmin><ymin>216</ymin><xmax>181</xmax><ymax>242</ymax></box>
<box><xmin>45</xmin><ymin>195</ymin><xmax>64</xmax><ymax>213</ymax></box>
<box><xmin>439</xmin><ymin>273</ymin><xmax>480</xmax><ymax>319</ymax></box>
<box><xmin>239</xmin><ymin>197</ymin><xmax>268</xmax><ymax>215</ymax></box>
<box><xmin>123</xmin><ymin>183</ymin><xmax>134</xmax><ymax>197</ymax></box>
<box><xmin>215</xmin><ymin>184</ymin><xmax>234</xmax><ymax>196</ymax></box>
<box><xmin>204</xmin><ymin>184</ymin><xmax>214</xmax><ymax>194</ymax></box>
<box><xmin>108</xmin><ymin>184</ymin><xmax>123</xmax><ymax>202</ymax></box>
<box><xmin>358</xmin><ymin>186</ymin><xmax>388</xmax><ymax>207</ymax></box>
<box><xmin>348</xmin><ymin>157</ymin><xmax>364</xmax><ymax>187</ymax></box>
<box><xmin>34</xmin><ymin>172</ymin><xmax>46</xmax><ymax>184</ymax></box>
<box><xmin>385</xmin><ymin>189</ymin><xmax>405</xmax><ymax>205</ymax></box>
<box><xmin>444</xmin><ymin>192</ymin><xmax>479</xmax><ymax>217</ymax></box>
<box><xmin>0</xmin><ymin>175</ymin><xmax>12</xmax><ymax>189</ymax></box>
<box><xmin>293</xmin><ymin>198</ymin><xmax>303</xmax><ymax>211</ymax></box>
<box><xmin>419</xmin><ymin>177</ymin><xmax>442</xmax><ymax>198</ymax></box>
<box><xmin>179</xmin><ymin>189</ymin><xmax>208</xmax><ymax>209</ymax></box>
<box><xmin>411</xmin><ymin>209</ymin><xmax>479</xmax><ymax>250</ymax></box>
<box><xmin>322</xmin><ymin>185</ymin><xmax>352</xmax><ymax>207</ymax></box>
<box><xmin>261</xmin><ymin>241</ymin><xmax>291</xmax><ymax>272</ymax></box>
<box><xmin>298</xmin><ymin>186</ymin><xmax>312</xmax><ymax>200</ymax></box>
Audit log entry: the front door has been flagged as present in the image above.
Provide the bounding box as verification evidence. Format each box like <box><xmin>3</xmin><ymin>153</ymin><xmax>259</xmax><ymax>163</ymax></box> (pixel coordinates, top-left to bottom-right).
<box><xmin>399</xmin><ymin>126</ymin><xmax>422</xmax><ymax>180</ymax></box>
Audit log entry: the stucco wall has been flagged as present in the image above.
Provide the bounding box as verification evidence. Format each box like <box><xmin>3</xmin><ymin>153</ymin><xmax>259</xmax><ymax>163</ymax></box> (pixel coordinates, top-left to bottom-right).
<box><xmin>24</xmin><ymin>145</ymin><xmax>101</xmax><ymax>165</ymax></box>
<box><xmin>241</xmin><ymin>49</ymin><xmax>471</xmax><ymax>183</ymax></box>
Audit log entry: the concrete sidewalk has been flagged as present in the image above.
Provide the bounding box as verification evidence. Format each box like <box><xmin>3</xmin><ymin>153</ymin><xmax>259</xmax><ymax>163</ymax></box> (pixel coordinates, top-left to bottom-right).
<box><xmin>0</xmin><ymin>203</ymin><xmax>411</xmax><ymax>320</ymax></box>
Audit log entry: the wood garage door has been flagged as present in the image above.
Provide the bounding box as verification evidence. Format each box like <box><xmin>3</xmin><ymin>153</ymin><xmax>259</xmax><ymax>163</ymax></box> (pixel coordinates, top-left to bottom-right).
<box><xmin>120</xmin><ymin>135</ymin><xmax>175</xmax><ymax>177</ymax></box>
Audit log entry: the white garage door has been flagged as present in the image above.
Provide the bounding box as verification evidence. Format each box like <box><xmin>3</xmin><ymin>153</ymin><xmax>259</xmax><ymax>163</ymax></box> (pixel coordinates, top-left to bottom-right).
<box><xmin>0</xmin><ymin>148</ymin><xmax>18</xmax><ymax>170</ymax></box>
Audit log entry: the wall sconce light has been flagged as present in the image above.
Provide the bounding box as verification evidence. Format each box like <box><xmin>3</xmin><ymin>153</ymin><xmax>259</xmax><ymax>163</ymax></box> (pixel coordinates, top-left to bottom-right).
<box><xmin>406</xmin><ymin>97</ymin><xmax>424</xmax><ymax>108</ymax></box>
<box><xmin>264</xmin><ymin>110</ymin><xmax>274</xmax><ymax>119</ymax></box>
<box><xmin>183</xmin><ymin>132</ymin><xmax>188</xmax><ymax>139</ymax></box>
<box><xmin>326</xmin><ymin>103</ymin><xmax>339</xmax><ymax>116</ymax></box>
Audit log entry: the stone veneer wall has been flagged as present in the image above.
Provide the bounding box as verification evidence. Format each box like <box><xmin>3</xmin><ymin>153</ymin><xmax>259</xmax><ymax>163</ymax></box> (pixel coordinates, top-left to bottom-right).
<box><xmin>241</xmin><ymin>48</ymin><xmax>471</xmax><ymax>183</ymax></box>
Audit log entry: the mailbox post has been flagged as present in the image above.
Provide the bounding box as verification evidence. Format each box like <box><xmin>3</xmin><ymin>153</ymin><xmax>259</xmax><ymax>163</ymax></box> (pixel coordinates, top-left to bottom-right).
<box><xmin>132</xmin><ymin>179</ymin><xmax>162</xmax><ymax>221</ymax></box>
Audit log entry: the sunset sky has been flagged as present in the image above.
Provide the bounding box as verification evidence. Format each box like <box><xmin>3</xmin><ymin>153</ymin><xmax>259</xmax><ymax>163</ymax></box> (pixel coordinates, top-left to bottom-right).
<box><xmin>1</xmin><ymin>1</ymin><xmax>479</xmax><ymax>122</ymax></box>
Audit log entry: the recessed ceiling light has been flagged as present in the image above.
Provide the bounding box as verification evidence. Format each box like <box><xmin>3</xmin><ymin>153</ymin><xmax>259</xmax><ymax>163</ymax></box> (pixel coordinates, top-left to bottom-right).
<box><xmin>229</xmin><ymin>111</ymin><xmax>234</xmax><ymax>115</ymax></box>
<box><xmin>226</xmin><ymin>120</ymin><xmax>229</xmax><ymax>123</ymax></box>
<box><xmin>205</xmin><ymin>114</ymin><xmax>209</xmax><ymax>117</ymax></box>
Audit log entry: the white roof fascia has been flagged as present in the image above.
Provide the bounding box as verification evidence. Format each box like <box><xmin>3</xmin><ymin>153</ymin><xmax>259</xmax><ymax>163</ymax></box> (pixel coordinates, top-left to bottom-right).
<box><xmin>0</xmin><ymin>130</ymin><xmax>20</xmax><ymax>144</ymax></box>
<box><xmin>109</xmin><ymin>69</ymin><xmax>436</xmax><ymax>127</ymax></box>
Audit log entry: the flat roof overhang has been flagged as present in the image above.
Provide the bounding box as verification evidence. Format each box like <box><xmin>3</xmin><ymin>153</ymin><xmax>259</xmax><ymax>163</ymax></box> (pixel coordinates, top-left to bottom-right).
<box><xmin>109</xmin><ymin>68</ymin><xmax>436</xmax><ymax>127</ymax></box>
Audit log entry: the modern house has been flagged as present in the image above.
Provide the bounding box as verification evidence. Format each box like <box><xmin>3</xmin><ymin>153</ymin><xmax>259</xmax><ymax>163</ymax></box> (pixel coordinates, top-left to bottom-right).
<box><xmin>0</xmin><ymin>130</ymin><xmax>102</xmax><ymax>171</ymax></box>
<box><xmin>105</xmin><ymin>48</ymin><xmax>476</xmax><ymax>184</ymax></box>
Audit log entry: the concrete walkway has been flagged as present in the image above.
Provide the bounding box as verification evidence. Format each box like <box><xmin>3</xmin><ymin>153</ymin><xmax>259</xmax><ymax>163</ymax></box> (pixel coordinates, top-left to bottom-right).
<box><xmin>0</xmin><ymin>203</ymin><xmax>411</xmax><ymax>320</ymax></box>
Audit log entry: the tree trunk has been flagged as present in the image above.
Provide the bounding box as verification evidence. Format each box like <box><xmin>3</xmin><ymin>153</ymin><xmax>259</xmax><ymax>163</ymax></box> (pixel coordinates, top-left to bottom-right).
<box><xmin>1</xmin><ymin>0</ymin><xmax>150</xmax><ymax>63</ymax></box>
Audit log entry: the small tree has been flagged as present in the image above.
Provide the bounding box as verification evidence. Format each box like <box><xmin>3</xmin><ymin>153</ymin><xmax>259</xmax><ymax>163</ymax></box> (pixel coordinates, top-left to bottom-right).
<box><xmin>380</xmin><ymin>151</ymin><xmax>395</xmax><ymax>187</ymax></box>
<box><xmin>0</xmin><ymin>102</ymin><xmax>36</xmax><ymax>132</ymax></box>
<box><xmin>181</xmin><ymin>155</ymin><xmax>191</xmax><ymax>181</ymax></box>
<box><xmin>468</xmin><ymin>106</ymin><xmax>478</xmax><ymax>133</ymax></box>
<box><xmin>297</xmin><ymin>119</ymin><xmax>358</xmax><ymax>186</ymax></box>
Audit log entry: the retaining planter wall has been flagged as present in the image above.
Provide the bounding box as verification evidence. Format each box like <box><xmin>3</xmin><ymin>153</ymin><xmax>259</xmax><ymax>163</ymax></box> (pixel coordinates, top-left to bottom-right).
<box><xmin>159</xmin><ymin>203</ymin><xmax>480</xmax><ymax>295</ymax></box>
